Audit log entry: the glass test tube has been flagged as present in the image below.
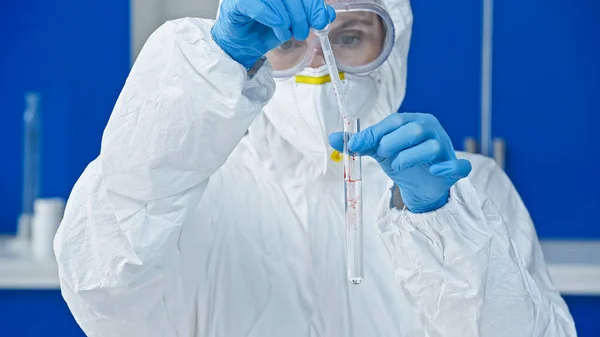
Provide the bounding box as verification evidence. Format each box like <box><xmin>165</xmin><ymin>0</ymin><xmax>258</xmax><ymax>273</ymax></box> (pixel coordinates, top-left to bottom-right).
<box><xmin>344</xmin><ymin>117</ymin><xmax>364</xmax><ymax>285</ymax></box>
<box><xmin>315</xmin><ymin>26</ymin><xmax>364</xmax><ymax>284</ymax></box>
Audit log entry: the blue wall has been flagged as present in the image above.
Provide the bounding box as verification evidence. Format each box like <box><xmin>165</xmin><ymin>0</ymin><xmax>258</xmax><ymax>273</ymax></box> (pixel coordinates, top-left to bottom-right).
<box><xmin>400</xmin><ymin>0</ymin><xmax>482</xmax><ymax>152</ymax></box>
<box><xmin>0</xmin><ymin>0</ymin><xmax>130</xmax><ymax>233</ymax></box>
<box><xmin>1</xmin><ymin>0</ymin><xmax>598</xmax><ymax>236</ymax></box>
<box><xmin>492</xmin><ymin>0</ymin><xmax>600</xmax><ymax>238</ymax></box>
<box><xmin>402</xmin><ymin>0</ymin><xmax>600</xmax><ymax>238</ymax></box>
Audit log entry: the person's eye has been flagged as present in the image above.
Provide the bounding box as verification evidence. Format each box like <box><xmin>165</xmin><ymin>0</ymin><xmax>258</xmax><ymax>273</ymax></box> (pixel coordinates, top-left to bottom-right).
<box><xmin>340</xmin><ymin>35</ymin><xmax>360</xmax><ymax>46</ymax></box>
<box><xmin>331</xmin><ymin>30</ymin><xmax>365</xmax><ymax>48</ymax></box>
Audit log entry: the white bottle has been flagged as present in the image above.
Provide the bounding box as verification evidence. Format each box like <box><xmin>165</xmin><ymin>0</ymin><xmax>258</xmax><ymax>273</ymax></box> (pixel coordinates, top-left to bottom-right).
<box><xmin>31</xmin><ymin>198</ymin><xmax>65</xmax><ymax>261</ymax></box>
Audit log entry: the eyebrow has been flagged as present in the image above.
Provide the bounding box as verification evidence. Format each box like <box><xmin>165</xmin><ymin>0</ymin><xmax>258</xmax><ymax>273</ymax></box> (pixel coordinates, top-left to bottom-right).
<box><xmin>333</xmin><ymin>19</ymin><xmax>375</xmax><ymax>31</ymax></box>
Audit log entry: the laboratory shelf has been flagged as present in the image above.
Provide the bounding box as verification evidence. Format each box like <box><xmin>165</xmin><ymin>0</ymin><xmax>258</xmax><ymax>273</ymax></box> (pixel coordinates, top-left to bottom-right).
<box><xmin>0</xmin><ymin>236</ymin><xmax>599</xmax><ymax>294</ymax></box>
<box><xmin>0</xmin><ymin>237</ymin><xmax>599</xmax><ymax>337</ymax></box>
<box><xmin>0</xmin><ymin>237</ymin><xmax>59</xmax><ymax>289</ymax></box>
<box><xmin>542</xmin><ymin>241</ymin><xmax>600</xmax><ymax>296</ymax></box>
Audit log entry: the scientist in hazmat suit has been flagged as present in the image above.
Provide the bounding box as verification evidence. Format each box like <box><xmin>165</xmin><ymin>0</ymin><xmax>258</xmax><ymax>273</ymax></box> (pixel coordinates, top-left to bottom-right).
<box><xmin>54</xmin><ymin>0</ymin><xmax>577</xmax><ymax>336</ymax></box>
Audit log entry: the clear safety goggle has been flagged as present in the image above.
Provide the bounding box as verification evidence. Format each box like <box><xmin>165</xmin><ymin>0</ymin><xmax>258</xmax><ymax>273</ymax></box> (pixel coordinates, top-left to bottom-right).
<box><xmin>267</xmin><ymin>0</ymin><xmax>395</xmax><ymax>78</ymax></box>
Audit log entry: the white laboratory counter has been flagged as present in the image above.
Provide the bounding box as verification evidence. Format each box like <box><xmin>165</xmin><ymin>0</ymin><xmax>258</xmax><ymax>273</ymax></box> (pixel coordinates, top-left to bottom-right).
<box><xmin>0</xmin><ymin>237</ymin><xmax>59</xmax><ymax>289</ymax></box>
<box><xmin>1</xmin><ymin>237</ymin><xmax>599</xmax><ymax>294</ymax></box>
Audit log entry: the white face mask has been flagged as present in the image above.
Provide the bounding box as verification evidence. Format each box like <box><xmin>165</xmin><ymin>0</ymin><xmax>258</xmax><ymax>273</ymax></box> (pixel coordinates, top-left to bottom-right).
<box><xmin>262</xmin><ymin>66</ymin><xmax>379</xmax><ymax>173</ymax></box>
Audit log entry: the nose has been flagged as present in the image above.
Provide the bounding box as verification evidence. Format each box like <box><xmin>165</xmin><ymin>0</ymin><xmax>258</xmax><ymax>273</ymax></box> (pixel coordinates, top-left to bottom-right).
<box><xmin>308</xmin><ymin>48</ymin><xmax>326</xmax><ymax>69</ymax></box>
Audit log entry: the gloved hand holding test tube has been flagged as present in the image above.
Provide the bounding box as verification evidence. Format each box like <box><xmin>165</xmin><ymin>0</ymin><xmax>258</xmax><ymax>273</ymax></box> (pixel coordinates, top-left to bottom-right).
<box><xmin>314</xmin><ymin>25</ymin><xmax>364</xmax><ymax>285</ymax></box>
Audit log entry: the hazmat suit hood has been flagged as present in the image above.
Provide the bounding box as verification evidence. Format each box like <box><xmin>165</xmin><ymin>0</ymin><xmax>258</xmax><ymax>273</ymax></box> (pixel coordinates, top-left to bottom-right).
<box><xmin>239</xmin><ymin>0</ymin><xmax>413</xmax><ymax>179</ymax></box>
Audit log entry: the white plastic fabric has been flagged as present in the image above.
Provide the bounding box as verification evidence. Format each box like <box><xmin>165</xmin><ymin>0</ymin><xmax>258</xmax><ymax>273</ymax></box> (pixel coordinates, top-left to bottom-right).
<box><xmin>54</xmin><ymin>2</ymin><xmax>576</xmax><ymax>337</ymax></box>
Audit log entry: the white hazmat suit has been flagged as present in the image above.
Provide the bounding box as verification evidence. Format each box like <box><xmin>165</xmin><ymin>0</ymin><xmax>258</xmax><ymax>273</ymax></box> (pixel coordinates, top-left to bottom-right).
<box><xmin>54</xmin><ymin>0</ymin><xmax>577</xmax><ymax>336</ymax></box>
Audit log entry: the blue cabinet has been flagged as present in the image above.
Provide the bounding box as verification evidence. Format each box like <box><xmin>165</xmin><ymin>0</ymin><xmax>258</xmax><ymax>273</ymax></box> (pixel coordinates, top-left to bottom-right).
<box><xmin>0</xmin><ymin>290</ymin><xmax>84</xmax><ymax>336</ymax></box>
<box><xmin>564</xmin><ymin>296</ymin><xmax>600</xmax><ymax>337</ymax></box>
<box><xmin>492</xmin><ymin>0</ymin><xmax>600</xmax><ymax>238</ymax></box>
<box><xmin>0</xmin><ymin>0</ymin><xmax>130</xmax><ymax>234</ymax></box>
<box><xmin>400</xmin><ymin>0</ymin><xmax>482</xmax><ymax>149</ymax></box>
<box><xmin>0</xmin><ymin>291</ymin><xmax>598</xmax><ymax>336</ymax></box>
<box><xmin>403</xmin><ymin>0</ymin><xmax>600</xmax><ymax>238</ymax></box>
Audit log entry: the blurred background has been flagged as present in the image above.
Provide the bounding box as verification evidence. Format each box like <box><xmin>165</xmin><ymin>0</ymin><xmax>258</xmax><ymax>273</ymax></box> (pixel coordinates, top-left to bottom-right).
<box><xmin>0</xmin><ymin>0</ymin><xmax>598</xmax><ymax>336</ymax></box>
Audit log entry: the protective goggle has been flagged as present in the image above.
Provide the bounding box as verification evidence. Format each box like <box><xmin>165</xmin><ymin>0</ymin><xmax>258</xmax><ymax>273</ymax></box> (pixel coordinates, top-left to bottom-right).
<box><xmin>267</xmin><ymin>0</ymin><xmax>395</xmax><ymax>78</ymax></box>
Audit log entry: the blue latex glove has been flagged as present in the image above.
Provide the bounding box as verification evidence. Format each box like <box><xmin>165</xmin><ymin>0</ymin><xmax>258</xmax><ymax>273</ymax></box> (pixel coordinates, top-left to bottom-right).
<box><xmin>329</xmin><ymin>113</ymin><xmax>472</xmax><ymax>213</ymax></box>
<box><xmin>212</xmin><ymin>0</ymin><xmax>336</xmax><ymax>69</ymax></box>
